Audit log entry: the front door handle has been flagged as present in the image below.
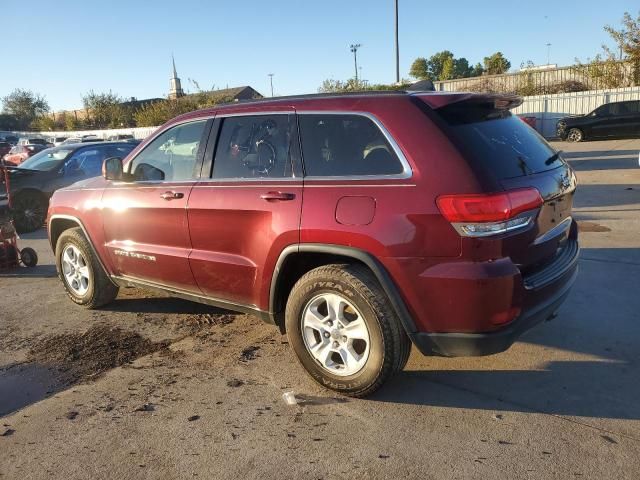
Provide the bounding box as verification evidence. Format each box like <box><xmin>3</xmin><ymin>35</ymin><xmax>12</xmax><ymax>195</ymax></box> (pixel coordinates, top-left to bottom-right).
<box><xmin>160</xmin><ymin>191</ymin><xmax>184</xmax><ymax>200</ymax></box>
<box><xmin>260</xmin><ymin>191</ymin><xmax>296</xmax><ymax>202</ymax></box>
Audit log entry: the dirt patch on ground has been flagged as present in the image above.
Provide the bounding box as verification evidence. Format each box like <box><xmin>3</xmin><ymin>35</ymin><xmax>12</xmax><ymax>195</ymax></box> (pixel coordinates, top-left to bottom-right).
<box><xmin>578</xmin><ymin>221</ymin><xmax>612</xmax><ymax>232</ymax></box>
<box><xmin>27</xmin><ymin>325</ymin><xmax>169</xmax><ymax>384</ymax></box>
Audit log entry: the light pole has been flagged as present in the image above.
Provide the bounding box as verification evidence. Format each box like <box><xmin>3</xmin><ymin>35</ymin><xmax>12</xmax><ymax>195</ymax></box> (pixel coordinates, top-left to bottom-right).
<box><xmin>268</xmin><ymin>73</ymin><xmax>274</xmax><ymax>97</ymax></box>
<box><xmin>350</xmin><ymin>44</ymin><xmax>361</xmax><ymax>83</ymax></box>
<box><xmin>394</xmin><ymin>0</ymin><xmax>400</xmax><ymax>83</ymax></box>
<box><xmin>546</xmin><ymin>43</ymin><xmax>552</xmax><ymax>66</ymax></box>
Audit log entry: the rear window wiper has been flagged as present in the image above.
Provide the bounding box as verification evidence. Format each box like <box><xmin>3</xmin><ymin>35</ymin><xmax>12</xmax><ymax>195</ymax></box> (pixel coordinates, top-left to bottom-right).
<box><xmin>545</xmin><ymin>151</ymin><xmax>563</xmax><ymax>166</ymax></box>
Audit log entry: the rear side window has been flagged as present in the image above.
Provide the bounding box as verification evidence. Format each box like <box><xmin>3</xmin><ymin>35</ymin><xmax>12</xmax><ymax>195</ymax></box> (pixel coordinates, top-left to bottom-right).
<box><xmin>436</xmin><ymin>103</ymin><xmax>561</xmax><ymax>179</ymax></box>
<box><xmin>212</xmin><ymin>114</ymin><xmax>293</xmax><ymax>179</ymax></box>
<box><xmin>298</xmin><ymin>114</ymin><xmax>404</xmax><ymax>177</ymax></box>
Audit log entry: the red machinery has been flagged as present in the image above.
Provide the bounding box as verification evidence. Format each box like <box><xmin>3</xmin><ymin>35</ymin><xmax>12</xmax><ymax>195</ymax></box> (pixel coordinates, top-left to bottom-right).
<box><xmin>0</xmin><ymin>161</ymin><xmax>38</xmax><ymax>270</ymax></box>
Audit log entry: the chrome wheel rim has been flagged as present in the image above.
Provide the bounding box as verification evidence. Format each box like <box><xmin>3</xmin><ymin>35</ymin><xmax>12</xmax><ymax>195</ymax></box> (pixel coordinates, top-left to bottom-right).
<box><xmin>61</xmin><ymin>245</ymin><xmax>91</xmax><ymax>296</ymax></box>
<box><xmin>568</xmin><ymin>129</ymin><xmax>582</xmax><ymax>142</ymax></box>
<box><xmin>301</xmin><ymin>293</ymin><xmax>371</xmax><ymax>377</ymax></box>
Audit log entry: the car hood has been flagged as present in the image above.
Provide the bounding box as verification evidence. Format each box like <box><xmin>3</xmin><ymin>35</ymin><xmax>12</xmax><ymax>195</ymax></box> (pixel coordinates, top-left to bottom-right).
<box><xmin>4</xmin><ymin>168</ymin><xmax>43</xmax><ymax>183</ymax></box>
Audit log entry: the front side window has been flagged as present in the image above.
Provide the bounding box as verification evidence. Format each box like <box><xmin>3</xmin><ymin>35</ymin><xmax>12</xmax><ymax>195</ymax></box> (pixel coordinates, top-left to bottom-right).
<box><xmin>129</xmin><ymin>120</ymin><xmax>206</xmax><ymax>181</ymax></box>
<box><xmin>212</xmin><ymin>114</ymin><xmax>293</xmax><ymax>179</ymax></box>
<box><xmin>596</xmin><ymin>104</ymin><xmax>616</xmax><ymax>116</ymax></box>
<box><xmin>298</xmin><ymin>114</ymin><xmax>404</xmax><ymax>177</ymax></box>
<box><xmin>65</xmin><ymin>148</ymin><xmax>105</xmax><ymax>177</ymax></box>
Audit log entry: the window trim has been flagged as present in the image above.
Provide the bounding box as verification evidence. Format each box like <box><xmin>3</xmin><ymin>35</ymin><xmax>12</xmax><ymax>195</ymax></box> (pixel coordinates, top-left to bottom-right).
<box><xmin>125</xmin><ymin>118</ymin><xmax>212</xmax><ymax>184</ymax></box>
<box><xmin>297</xmin><ymin>111</ymin><xmax>413</xmax><ymax>181</ymax></box>
<box><xmin>205</xmin><ymin>110</ymin><xmax>300</xmax><ymax>182</ymax></box>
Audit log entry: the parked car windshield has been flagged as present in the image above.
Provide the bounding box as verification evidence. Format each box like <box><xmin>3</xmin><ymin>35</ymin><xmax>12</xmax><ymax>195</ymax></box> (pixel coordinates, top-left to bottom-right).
<box><xmin>18</xmin><ymin>147</ymin><xmax>73</xmax><ymax>171</ymax></box>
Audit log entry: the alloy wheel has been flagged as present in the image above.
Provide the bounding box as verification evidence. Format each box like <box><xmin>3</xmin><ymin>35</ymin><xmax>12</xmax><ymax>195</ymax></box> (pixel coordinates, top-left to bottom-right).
<box><xmin>301</xmin><ymin>293</ymin><xmax>371</xmax><ymax>377</ymax></box>
<box><xmin>61</xmin><ymin>244</ymin><xmax>91</xmax><ymax>296</ymax></box>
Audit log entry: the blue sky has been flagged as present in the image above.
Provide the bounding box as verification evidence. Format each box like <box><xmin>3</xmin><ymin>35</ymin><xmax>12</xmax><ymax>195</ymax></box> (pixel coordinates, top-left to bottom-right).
<box><xmin>3</xmin><ymin>0</ymin><xmax>638</xmax><ymax>110</ymax></box>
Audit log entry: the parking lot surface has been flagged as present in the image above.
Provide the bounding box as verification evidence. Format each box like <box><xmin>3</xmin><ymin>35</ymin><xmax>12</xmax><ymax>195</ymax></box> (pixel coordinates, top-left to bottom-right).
<box><xmin>1</xmin><ymin>139</ymin><xmax>639</xmax><ymax>479</ymax></box>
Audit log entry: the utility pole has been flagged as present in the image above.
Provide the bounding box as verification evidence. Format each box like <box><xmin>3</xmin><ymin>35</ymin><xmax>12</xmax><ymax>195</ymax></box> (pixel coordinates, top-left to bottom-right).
<box><xmin>350</xmin><ymin>44</ymin><xmax>361</xmax><ymax>83</ymax></box>
<box><xmin>546</xmin><ymin>43</ymin><xmax>552</xmax><ymax>66</ymax></box>
<box><xmin>268</xmin><ymin>73</ymin><xmax>274</xmax><ymax>97</ymax></box>
<box><xmin>394</xmin><ymin>0</ymin><xmax>400</xmax><ymax>83</ymax></box>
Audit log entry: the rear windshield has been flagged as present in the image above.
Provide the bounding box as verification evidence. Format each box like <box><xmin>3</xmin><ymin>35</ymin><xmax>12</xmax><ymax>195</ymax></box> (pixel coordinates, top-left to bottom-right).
<box><xmin>436</xmin><ymin>103</ymin><xmax>563</xmax><ymax>179</ymax></box>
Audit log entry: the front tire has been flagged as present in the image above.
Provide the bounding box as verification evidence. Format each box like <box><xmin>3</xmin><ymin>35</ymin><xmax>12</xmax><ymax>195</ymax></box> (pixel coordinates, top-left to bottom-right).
<box><xmin>13</xmin><ymin>192</ymin><xmax>47</xmax><ymax>233</ymax></box>
<box><xmin>285</xmin><ymin>264</ymin><xmax>410</xmax><ymax>397</ymax></box>
<box><xmin>567</xmin><ymin>128</ymin><xmax>584</xmax><ymax>142</ymax></box>
<box><xmin>55</xmin><ymin>227</ymin><xmax>119</xmax><ymax>308</ymax></box>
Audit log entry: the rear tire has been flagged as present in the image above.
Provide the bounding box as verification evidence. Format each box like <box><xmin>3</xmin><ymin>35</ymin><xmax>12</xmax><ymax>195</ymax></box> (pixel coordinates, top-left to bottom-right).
<box><xmin>55</xmin><ymin>227</ymin><xmax>119</xmax><ymax>308</ymax></box>
<box><xmin>13</xmin><ymin>192</ymin><xmax>47</xmax><ymax>233</ymax></box>
<box><xmin>285</xmin><ymin>264</ymin><xmax>410</xmax><ymax>397</ymax></box>
<box><xmin>567</xmin><ymin>128</ymin><xmax>584</xmax><ymax>142</ymax></box>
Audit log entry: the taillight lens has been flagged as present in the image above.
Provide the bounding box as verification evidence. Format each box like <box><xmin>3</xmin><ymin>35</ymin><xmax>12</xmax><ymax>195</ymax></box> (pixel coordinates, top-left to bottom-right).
<box><xmin>437</xmin><ymin>187</ymin><xmax>542</xmax><ymax>237</ymax></box>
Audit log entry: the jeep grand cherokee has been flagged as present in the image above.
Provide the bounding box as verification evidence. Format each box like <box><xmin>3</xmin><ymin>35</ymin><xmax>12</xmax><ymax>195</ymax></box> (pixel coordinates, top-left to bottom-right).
<box><xmin>48</xmin><ymin>91</ymin><xmax>579</xmax><ymax>396</ymax></box>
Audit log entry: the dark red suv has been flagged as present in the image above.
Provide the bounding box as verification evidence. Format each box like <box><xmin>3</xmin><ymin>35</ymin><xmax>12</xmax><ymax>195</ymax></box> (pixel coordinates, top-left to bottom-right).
<box><xmin>48</xmin><ymin>91</ymin><xmax>578</xmax><ymax>396</ymax></box>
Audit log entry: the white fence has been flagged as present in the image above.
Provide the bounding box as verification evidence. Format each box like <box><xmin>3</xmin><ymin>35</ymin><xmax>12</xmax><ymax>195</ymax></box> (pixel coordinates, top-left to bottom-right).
<box><xmin>513</xmin><ymin>86</ymin><xmax>640</xmax><ymax>138</ymax></box>
<box><xmin>1</xmin><ymin>125</ymin><xmax>159</xmax><ymax>141</ymax></box>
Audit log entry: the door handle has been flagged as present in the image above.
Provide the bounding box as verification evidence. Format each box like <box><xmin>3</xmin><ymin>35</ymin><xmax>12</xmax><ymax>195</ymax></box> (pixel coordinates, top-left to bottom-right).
<box><xmin>160</xmin><ymin>191</ymin><xmax>184</xmax><ymax>200</ymax></box>
<box><xmin>260</xmin><ymin>191</ymin><xmax>296</xmax><ymax>202</ymax></box>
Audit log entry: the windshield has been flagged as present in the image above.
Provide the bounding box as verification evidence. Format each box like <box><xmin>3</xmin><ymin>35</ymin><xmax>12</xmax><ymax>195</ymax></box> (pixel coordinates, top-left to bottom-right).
<box><xmin>18</xmin><ymin>147</ymin><xmax>73</xmax><ymax>171</ymax></box>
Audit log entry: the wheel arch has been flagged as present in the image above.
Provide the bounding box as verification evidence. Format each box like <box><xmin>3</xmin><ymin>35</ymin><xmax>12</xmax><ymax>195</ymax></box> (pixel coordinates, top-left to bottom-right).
<box><xmin>270</xmin><ymin>244</ymin><xmax>417</xmax><ymax>336</ymax></box>
<box><xmin>48</xmin><ymin>214</ymin><xmax>112</xmax><ymax>277</ymax></box>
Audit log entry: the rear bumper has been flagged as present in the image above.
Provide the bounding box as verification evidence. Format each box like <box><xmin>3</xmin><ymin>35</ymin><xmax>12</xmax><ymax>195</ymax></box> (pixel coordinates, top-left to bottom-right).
<box><xmin>409</xmin><ymin>239</ymin><xmax>579</xmax><ymax>357</ymax></box>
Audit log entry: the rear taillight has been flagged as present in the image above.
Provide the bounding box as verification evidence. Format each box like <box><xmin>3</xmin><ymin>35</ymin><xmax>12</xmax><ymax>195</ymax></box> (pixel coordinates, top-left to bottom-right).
<box><xmin>437</xmin><ymin>187</ymin><xmax>542</xmax><ymax>237</ymax></box>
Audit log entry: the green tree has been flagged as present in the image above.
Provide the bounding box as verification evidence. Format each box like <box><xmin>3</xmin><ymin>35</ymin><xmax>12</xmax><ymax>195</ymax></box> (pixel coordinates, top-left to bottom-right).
<box><xmin>483</xmin><ymin>52</ymin><xmax>511</xmax><ymax>75</ymax></box>
<box><xmin>134</xmin><ymin>93</ymin><xmax>236</xmax><ymax>127</ymax></box>
<box><xmin>65</xmin><ymin>114</ymin><xmax>83</xmax><ymax>131</ymax></box>
<box><xmin>410</xmin><ymin>52</ymin><xmax>479</xmax><ymax>81</ymax></box>
<box><xmin>604</xmin><ymin>10</ymin><xmax>640</xmax><ymax>84</ymax></box>
<box><xmin>31</xmin><ymin>115</ymin><xmax>55</xmax><ymax>131</ymax></box>
<box><xmin>409</xmin><ymin>57</ymin><xmax>429</xmax><ymax>80</ymax></box>
<box><xmin>82</xmin><ymin>90</ymin><xmax>135</xmax><ymax>129</ymax></box>
<box><xmin>471</xmin><ymin>62</ymin><xmax>485</xmax><ymax>76</ymax></box>
<box><xmin>1</xmin><ymin>89</ymin><xmax>49</xmax><ymax>130</ymax></box>
<box><xmin>318</xmin><ymin>78</ymin><xmax>410</xmax><ymax>93</ymax></box>
<box><xmin>426</xmin><ymin>50</ymin><xmax>455</xmax><ymax>80</ymax></box>
<box><xmin>453</xmin><ymin>57</ymin><xmax>474</xmax><ymax>78</ymax></box>
<box><xmin>440</xmin><ymin>56</ymin><xmax>455</xmax><ymax>80</ymax></box>
<box><xmin>0</xmin><ymin>114</ymin><xmax>19</xmax><ymax>131</ymax></box>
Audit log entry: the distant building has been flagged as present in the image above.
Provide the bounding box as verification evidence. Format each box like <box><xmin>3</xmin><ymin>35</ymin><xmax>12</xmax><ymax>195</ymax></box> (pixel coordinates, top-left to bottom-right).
<box><xmin>204</xmin><ymin>85</ymin><xmax>263</xmax><ymax>101</ymax></box>
<box><xmin>49</xmin><ymin>57</ymin><xmax>263</xmax><ymax>124</ymax></box>
<box><xmin>167</xmin><ymin>56</ymin><xmax>262</xmax><ymax>101</ymax></box>
<box><xmin>168</xmin><ymin>55</ymin><xmax>185</xmax><ymax>100</ymax></box>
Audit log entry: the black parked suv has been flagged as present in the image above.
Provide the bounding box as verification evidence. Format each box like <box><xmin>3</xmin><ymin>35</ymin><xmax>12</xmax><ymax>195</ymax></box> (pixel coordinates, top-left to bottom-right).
<box><xmin>557</xmin><ymin>100</ymin><xmax>640</xmax><ymax>142</ymax></box>
<box><xmin>2</xmin><ymin>142</ymin><xmax>135</xmax><ymax>232</ymax></box>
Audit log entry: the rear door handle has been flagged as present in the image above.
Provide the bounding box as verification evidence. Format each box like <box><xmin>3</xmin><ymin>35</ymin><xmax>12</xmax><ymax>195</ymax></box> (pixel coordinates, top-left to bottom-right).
<box><xmin>260</xmin><ymin>191</ymin><xmax>296</xmax><ymax>202</ymax></box>
<box><xmin>160</xmin><ymin>191</ymin><xmax>184</xmax><ymax>200</ymax></box>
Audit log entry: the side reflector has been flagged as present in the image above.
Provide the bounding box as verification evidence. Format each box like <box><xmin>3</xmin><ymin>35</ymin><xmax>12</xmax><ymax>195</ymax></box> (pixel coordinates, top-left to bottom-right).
<box><xmin>490</xmin><ymin>307</ymin><xmax>521</xmax><ymax>325</ymax></box>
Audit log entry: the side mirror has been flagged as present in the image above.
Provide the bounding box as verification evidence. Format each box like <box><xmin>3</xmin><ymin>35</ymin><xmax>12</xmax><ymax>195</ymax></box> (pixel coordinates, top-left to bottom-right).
<box><xmin>102</xmin><ymin>157</ymin><xmax>123</xmax><ymax>181</ymax></box>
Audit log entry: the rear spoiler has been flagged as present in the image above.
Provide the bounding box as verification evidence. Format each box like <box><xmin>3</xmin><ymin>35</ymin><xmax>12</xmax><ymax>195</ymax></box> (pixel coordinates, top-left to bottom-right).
<box><xmin>413</xmin><ymin>93</ymin><xmax>523</xmax><ymax>111</ymax></box>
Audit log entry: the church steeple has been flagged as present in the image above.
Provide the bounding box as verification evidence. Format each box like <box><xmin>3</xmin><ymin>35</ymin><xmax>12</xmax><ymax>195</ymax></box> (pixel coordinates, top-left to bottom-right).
<box><xmin>169</xmin><ymin>54</ymin><xmax>184</xmax><ymax>100</ymax></box>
